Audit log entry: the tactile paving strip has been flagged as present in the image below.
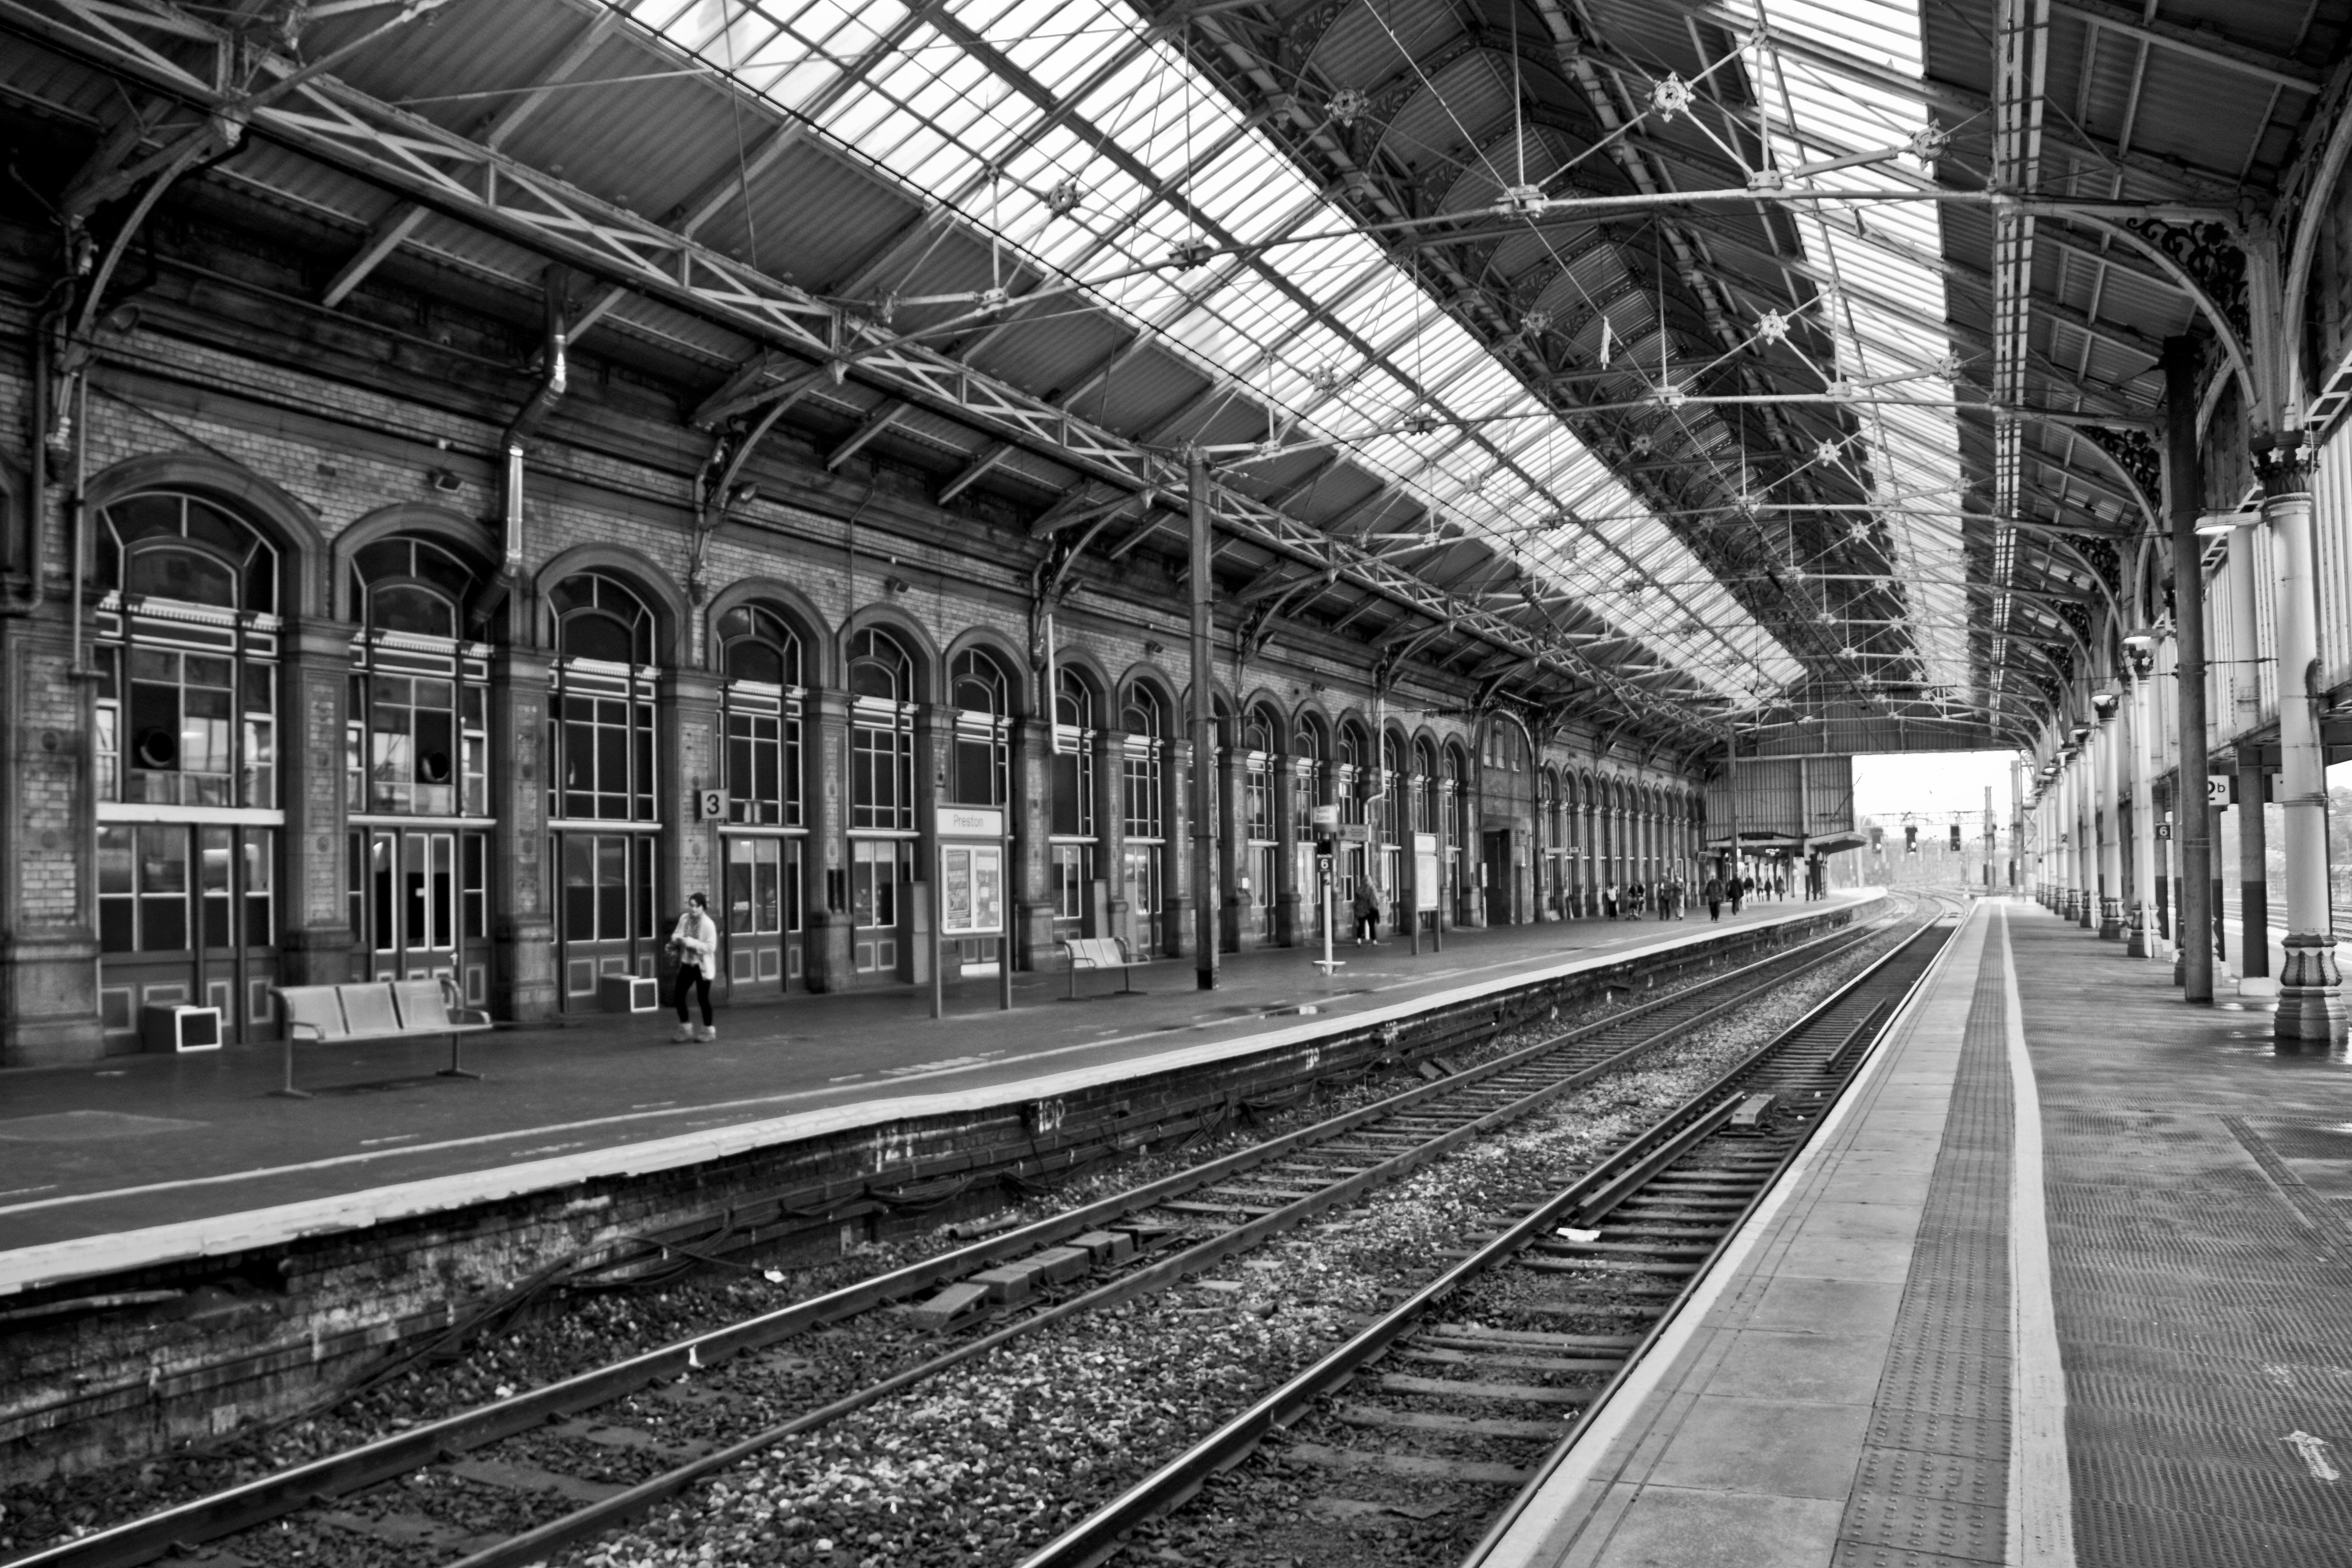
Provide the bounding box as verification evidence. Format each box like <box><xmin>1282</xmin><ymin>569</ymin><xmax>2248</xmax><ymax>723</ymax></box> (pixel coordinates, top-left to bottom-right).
<box><xmin>2011</xmin><ymin>915</ymin><xmax>2352</xmax><ymax>1567</ymax></box>
<box><xmin>1832</xmin><ymin>915</ymin><xmax>2014</xmax><ymax>1566</ymax></box>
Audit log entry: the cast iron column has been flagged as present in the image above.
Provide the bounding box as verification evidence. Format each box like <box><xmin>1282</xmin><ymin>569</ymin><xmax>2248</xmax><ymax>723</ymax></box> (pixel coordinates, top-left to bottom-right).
<box><xmin>2256</xmin><ymin>436</ymin><xmax>2344</xmax><ymax>1044</ymax></box>
<box><xmin>2127</xmin><ymin>664</ymin><xmax>2160</xmax><ymax>957</ymax></box>
<box><xmin>2097</xmin><ymin>707</ymin><xmax>2124</xmax><ymax>938</ymax></box>
<box><xmin>2164</xmin><ymin>336</ymin><xmax>2213</xmax><ymax>998</ymax></box>
<box><xmin>1187</xmin><ymin>448</ymin><xmax>1216</xmax><ymax>990</ymax></box>
<box><xmin>2229</xmin><ymin>523</ymin><xmax>2270</xmax><ymax>985</ymax></box>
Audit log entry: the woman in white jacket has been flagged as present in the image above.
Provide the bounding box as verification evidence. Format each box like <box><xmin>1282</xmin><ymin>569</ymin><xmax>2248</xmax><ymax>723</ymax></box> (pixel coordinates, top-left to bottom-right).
<box><xmin>668</xmin><ymin>892</ymin><xmax>719</xmax><ymax>1042</ymax></box>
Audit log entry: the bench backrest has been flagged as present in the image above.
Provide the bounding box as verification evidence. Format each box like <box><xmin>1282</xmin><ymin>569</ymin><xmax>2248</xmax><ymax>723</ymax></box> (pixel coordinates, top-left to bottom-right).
<box><xmin>392</xmin><ymin>978</ymin><xmax>452</xmax><ymax>1031</ymax></box>
<box><xmin>1063</xmin><ymin>937</ymin><xmax>1132</xmax><ymax>968</ymax></box>
<box><xmin>279</xmin><ymin>985</ymin><xmax>348</xmax><ymax>1041</ymax></box>
<box><xmin>339</xmin><ymin>983</ymin><xmax>402</xmax><ymax>1034</ymax></box>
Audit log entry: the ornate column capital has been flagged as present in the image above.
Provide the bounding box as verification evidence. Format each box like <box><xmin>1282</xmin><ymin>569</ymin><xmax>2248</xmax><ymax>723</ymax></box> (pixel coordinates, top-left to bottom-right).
<box><xmin>2254</xmin><ymin>429</ymin><xmax>2316</xmax><ymax>500</ymax></box>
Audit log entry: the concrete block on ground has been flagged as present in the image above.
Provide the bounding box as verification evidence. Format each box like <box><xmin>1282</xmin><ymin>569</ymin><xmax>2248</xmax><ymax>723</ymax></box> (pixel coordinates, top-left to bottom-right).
<box><xmin>968</xmin><ymin>1264</ymin><xmax>1040</xmax><ymax>1303</ymax></box>
<box><xmin>1072</xmin><ymin>1230</ymin><xmax>1135</xmax><ymax>1265</ymax></box>
<box><xmin>1031</xmin><ymin>1245</ymin><xmax>1092</xmax><ymax>1284</ymax></box>
<box><xmin>906</xmin><ymin>1281</ymin><xmax>991</xmax><ymax>1329</ymax></box>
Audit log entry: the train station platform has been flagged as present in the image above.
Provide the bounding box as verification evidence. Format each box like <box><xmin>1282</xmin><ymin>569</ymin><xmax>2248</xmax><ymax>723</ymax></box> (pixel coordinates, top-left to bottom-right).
<box><xmin>1477</xmin><ymin>894</ymin><xmax>2352</xmax><ymax>1568</ymax></box>
<box><xmin>0</xmin><ymin>893</ymin><xmax>1868</xmax><ymax>1299</ymax></box>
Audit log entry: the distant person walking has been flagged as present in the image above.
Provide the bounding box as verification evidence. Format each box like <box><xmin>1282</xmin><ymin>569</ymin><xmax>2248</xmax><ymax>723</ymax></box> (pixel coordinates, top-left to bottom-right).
<box><xmin>1351</xmin><ymin>883</ymin><xmax>1381</xmax><ymax>946</ymax></box>
<box><xmin>1704</xmin><ymin>874</ymin><xmax>1724</xmax><ymax>921</ymax></box>
<box><xmin>667</xmin><ymin>892</ymin><xmax>719</xmax><ymax>1043</ymax></box>
<box><xmin>1730</xmin><ymin>875</ymin><xmax>1747</xmax><ymax>916</ymax></box>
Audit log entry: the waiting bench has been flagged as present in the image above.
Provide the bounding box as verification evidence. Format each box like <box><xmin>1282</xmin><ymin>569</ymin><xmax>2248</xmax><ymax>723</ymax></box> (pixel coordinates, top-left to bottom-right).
<box><xmin>270</xmin><ymin>978</ymin><xmax>493</xmax><ymax>1099</ymax></box>
<box><xmin>1057</xmin><ymin>936</ymin><xmax>1144</xmax><ymax>1000</ymax></box>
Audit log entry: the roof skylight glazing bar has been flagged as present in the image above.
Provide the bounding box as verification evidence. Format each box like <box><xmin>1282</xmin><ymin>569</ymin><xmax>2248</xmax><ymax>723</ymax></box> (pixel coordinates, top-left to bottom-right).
<box><xmin>622</xmin><ymin>0</ymin><xmax>1809</xmax><ymax>704</ymax></box>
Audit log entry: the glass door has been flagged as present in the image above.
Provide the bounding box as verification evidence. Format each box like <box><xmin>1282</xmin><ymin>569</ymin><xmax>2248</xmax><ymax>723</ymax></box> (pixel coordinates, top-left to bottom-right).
<box><xmin>724</xmin><ymin>834</ymin><xmax>802</xmax><ymax>995</ymax></box>
<box><xmin>1122</xmin><ymin>844</ymin><xmax>1161</xmax><ymax>955</ymax></box>
<box><xmin>556</xmin><ymin>831</ymin><xmax>655</xmax><ymax>1003</ymax></box>
<box><xmin>850</xmin><ymin>837</ymin><xmax>905</xmax><ymax>975</ymax></box>
<box><xmin>97</xmin><ymin>823</ymin><xmax>277</xmax><ymax>1044</ymax></box>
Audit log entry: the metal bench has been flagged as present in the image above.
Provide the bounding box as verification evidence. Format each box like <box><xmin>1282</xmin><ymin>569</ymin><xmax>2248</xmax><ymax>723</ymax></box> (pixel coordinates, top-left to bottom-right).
<box><xmin>1057</xmin><ymin>936</ymin><xmax>1144</xmax><ymax>1000</ymax></box>
<box><xmin>270</xmin><ymin>978</ymin><xmax>492</xmax><ymax>1099</ymax></box>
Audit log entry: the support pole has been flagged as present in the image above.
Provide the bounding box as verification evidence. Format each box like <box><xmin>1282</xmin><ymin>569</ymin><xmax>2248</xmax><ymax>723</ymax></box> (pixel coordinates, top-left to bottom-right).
<box><xmin>2098</xmin><ymin>707</ymin><xmax>2124</xmax><ymax>938</ymax></box>
<box><xmin>2128</xmin><ymin>670</ymin><xmax>2159</xmax><ymax>957</ymax></box>
<box><xmin>2163</xmin><ymin>337</ymin><xmax>2213</xmax><ymax>998</ymax></box>
<box><xmin>1188</xmin><ymin>448</ymin><xmax>1217</xmax><ymax>992</ymax></box>
<box><xmin>2229</xmin><ymin>524</ymin><xmax>2270</xmax><ymax>984</ymax></box>
<box><xmin>2256</xmin><ymin>437</ymin><xmax>2344</xmax><ymax>1044</ymax></box>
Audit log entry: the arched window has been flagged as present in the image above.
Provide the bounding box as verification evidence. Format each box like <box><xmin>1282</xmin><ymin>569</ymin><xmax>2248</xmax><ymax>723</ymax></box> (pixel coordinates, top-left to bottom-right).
<box><xmin>1292</xmin><ymin>718</ymin><xmax>1324</xmax><ymax>842</ymax></box>
<box><xmin>102</xmin><ymin>492</ymin><xmax>278</xmax><ymax>616</ymax></box>
<box><xmin>1242</xmin><ymin>707</ymin><xmax>1279</xmax><ymax>844</ymax></box>
<box><xmin>849</xmin><ymin>628</ymin><xmax>913</xmax><ymax>703</ymax></box>
<box><xmin>92</xmin><ymin>490</ymin><xmax>285</xmax><ymax>1044</ymax></box>
<box><xmin>848</xmin><ymin>628</ymin><xmax>916</xmax><ymax>832</ymax></box>
<box><xmin>949</xmin><ymin>648</ymin><xmax>1010</xmax><ymax>806</ymax></box>
<box><xmin>1049</xmin><ymin>669</ymin><xmax>1098</xmax><ymax>935</ymax></box>
<box><xmin>93</xmin><ymin>493</ymin><xmax>280</xmax><ymax>814</ymax></box>
<box><xmin>1120</xmin><ymin>685</ymin><xmax>1165</xmax><ymax>839</ymax></box>
<box><xmin>718</xmin><ymin>604</ymin><xmax>804</xmax><ymax>827</ymax></box>
<box><xmin>548</xmin><ymin>574</ymin><xmax>658</xmax><ymax>823</ymax></box>
<box><xmin>346</xmin><ymin>538</ymin><xmax>489</xmax><ymax>819</ymax></box>
<box><xmin>551</xmin><ymin>573</ymin><xmax>654</xmax><ymax>666</ymax></box>
<box><xmin>1412</xmin><ymin>739</ymin><xmax>1439</xmax><ymax>834</ymax></box>
<box><xmin>1052</xmin><ymin>669</ymin><xmax>1097</xmax><ymax>837</ymax></box>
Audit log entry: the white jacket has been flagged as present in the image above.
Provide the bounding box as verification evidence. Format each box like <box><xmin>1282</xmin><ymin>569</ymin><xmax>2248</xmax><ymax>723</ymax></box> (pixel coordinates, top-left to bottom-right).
<box><xmin>670</xmin><ymin>909</ymin><xmax>718</xmax><ymax>967</ymax></box>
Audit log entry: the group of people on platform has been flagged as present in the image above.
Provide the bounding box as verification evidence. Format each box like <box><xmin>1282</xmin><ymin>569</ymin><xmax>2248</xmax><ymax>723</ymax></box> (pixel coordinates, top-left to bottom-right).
<box><xmin>1332</xmin><ymin>863</ymin><xmax>1803</xmax><ymax>948</ymax></box>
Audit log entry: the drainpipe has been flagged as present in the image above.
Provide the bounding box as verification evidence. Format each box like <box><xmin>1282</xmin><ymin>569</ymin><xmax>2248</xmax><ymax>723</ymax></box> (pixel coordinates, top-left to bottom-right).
<box><xmin>471</xmin><ymin>274</ymin><xmax>568</xmax><ymax>636</ymax></box>
<box><xmin>6</xmin><ymin>312</ymin><xmax>56</xmax><ymax>615</ymax></box>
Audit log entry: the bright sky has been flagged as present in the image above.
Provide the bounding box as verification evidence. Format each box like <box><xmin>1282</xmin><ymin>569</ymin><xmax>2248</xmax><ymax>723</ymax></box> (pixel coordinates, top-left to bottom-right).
<box><xmin>1852</xmin><ymin>750</ymin><xmax>2026</xmax><ymax>824</ymax></box>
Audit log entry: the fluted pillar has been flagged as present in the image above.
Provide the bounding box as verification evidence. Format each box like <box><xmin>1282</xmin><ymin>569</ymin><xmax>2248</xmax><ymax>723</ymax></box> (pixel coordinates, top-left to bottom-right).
<box><xmin>2258</xmin><ymin>442</ymin><xmax>2346</xmax><ymax>1045</ymax></box>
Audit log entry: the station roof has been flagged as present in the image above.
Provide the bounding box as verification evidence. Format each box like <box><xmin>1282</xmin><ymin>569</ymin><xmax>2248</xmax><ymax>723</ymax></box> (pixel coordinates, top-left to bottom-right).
<box><xmin>4</xmin><ymin>0</ymin><xmax>2340</xmax><ymax>761</ymax></box>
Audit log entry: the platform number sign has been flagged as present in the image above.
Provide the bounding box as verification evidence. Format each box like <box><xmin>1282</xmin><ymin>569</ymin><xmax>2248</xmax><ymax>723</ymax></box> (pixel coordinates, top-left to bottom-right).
<box><xmin>2208</xmin><ymin>775</ymin><xmax>2232</xmax><ymax>807</ymax></box>
<box><xmin>697</xmin><ymin>787</ymin><xmax>727</xmax><ymax>821</ymax></box>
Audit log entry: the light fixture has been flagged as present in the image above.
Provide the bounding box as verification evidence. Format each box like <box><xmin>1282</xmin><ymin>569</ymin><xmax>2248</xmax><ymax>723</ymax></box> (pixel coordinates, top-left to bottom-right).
<box><xmin>2121</xmin><ymin>626</ymin><xmax>2160</xmax><ymax>655</ymax></box>
<box><xmin>2194</xmin><ymin>511</ymin><xmax>2255</xmax><ymax>535</ymax></box>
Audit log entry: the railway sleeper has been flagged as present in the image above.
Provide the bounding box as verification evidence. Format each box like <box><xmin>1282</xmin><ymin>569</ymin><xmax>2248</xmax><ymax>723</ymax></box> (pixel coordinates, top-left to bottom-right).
<box><xmin>1376</xmin><ymin>1373</ymin><xmax>1587</xmax><ymax>1405</ymax></box>
<box><xmin>1395</xmin><ymin>1345</ymin><xmax>1624</xmax><ymax>1374</ymax></box>
<box><xmin>1334</xmin><ymin>1406</ymin><xmax>1571</xmax><ymax>1440</ymax></box>
<box><xmin>1281</xmin><ymin>1445</ymin><xmax>1532</xmax><ymax>1485</ymax></box>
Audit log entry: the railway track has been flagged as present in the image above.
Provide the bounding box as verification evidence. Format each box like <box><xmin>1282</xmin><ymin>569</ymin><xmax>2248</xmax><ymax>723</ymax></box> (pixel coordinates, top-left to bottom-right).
<box><xmin>8</xmin><ymin>901</ymin><xmax>1918</xmax><ymax>1568</ymax></box>
<box><xmin>1015</xmin><ymin>895</ymin><xmax>1960</xmax><ymax>1568</ymax></box>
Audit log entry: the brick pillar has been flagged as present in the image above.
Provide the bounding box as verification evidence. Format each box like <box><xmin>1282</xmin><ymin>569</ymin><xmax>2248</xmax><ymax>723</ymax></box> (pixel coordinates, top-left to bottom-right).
<box><xmin>660</xmin><ymin>665</ymin><xmax>723</xmax><ymax>929</ymax></box>
<box><xmin>1165</xmin><ymin>736</ymin><xmax>1193</xmax><ymax>958</ymax></box>
<box><xmin>1</xmin><ymin>613</ymin><xmax>102</xmax><ymax>1065</ymax></box>
<box><xmin>277</xmin><ymin>617</ymin><xmax>358</xmax><ymax>989</ymax></box>
<box><xmin>1218</xmin><ymin>733</ymin><xmax>1247</xmax><ymax>951</ymax></box>
<box><xmin>488</xmin><ymin>647</ymin><xmax>557</xmax><ymax>1022</ymax></box>
<box><xmin>910</xmin><ymin>702</ymin><xmax>951</xmax><ymax>984</ymax></box>
<box><xmin>1274</xmin><ymin>755</ymin><xmax>1302</xmax><ymax>946</ymax></box>
<box><xmin>1012</xmin><ymin>714</ymin><xmax>1053</xmax><ymax>970</ymax></box>
<box><xmin>1095</xmin><ymin>726</ymin><xmax>1127</xmax><ymax>947</ymax></box>
<box><xmin>804</xmin><ymin>691</ymin><xmax>853</xmax><ymax>991</ymax></box>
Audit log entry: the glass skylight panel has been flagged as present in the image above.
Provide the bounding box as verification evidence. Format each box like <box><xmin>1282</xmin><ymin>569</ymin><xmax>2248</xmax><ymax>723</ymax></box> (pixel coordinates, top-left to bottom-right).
<box><xmin>623</xmin><ymin>0</ymin><xmax>1820</xmax><ymax>706</ymax></box>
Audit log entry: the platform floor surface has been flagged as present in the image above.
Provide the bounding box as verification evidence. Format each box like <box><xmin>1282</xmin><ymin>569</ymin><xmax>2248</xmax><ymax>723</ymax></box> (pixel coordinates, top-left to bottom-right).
<box><xmin>0</xmin><ymin>897</ymin><xmax>1843</xmax><ymax>1260</ymax></box>
<box><xmin>1482</xmin><ymin>896</ymin><xmax>2352</xmax><ymax>1568</ymax></box>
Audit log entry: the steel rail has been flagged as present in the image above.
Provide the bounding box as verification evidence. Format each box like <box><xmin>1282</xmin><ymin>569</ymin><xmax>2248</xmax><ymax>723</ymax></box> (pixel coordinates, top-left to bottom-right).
<box><xmin>1011</xmin><ymin>907</ymin><xmax>1950</xmax><ymax>1568</ymax></box>
<box><xmin>1</xmin><ymin>910</ymin><xmax>1882</xmax><ymax>1568</ymax></box>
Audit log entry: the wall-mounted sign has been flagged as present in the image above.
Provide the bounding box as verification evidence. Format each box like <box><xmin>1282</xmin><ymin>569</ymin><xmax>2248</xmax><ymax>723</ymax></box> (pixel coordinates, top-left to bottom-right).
<box><xmin>936</xmin><ymin>806</ymin><xmax>1004</xmax><ymax>838</ymax></box>
<box><xmin>1310</xmin><ymin>804</ymin><xmax>1341</xmax><ymax>829</ymax></box>
<box><xmin>697</xmin><ymin>788</ymin><xmax>727</xmax><ymax>820</ymax></box>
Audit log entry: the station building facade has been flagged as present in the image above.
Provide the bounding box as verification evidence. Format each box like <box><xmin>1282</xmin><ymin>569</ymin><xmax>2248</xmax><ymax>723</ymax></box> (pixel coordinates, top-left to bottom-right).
<box><xmin>0</xmin><ymin>298</ymin><xmax>1708</xmax><ymax>1068</ymax></box>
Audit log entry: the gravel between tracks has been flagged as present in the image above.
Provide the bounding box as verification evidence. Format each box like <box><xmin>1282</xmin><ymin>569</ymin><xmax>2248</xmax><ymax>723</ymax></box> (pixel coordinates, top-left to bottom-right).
<box><xmin>559</xmin><ymin>927</ymin><xmax>1901</xmax><ymax>1568</ymax></box>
